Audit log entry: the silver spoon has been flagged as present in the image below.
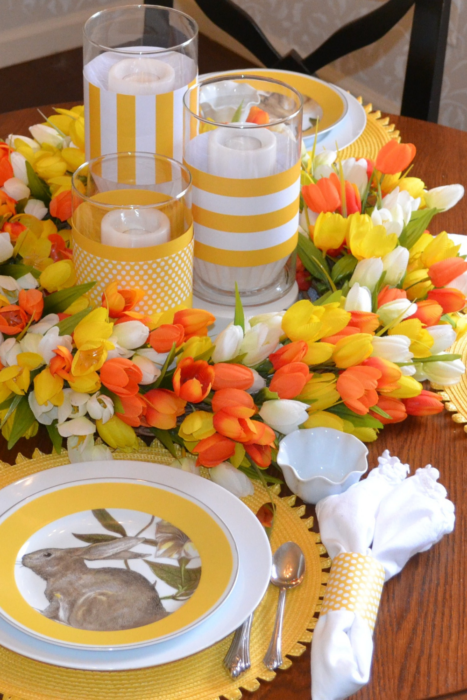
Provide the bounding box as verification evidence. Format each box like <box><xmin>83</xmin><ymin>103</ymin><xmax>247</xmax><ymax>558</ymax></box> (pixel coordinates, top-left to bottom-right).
<box><xmin>262</xmin><ymin>541</ymin><xmax>306</xmax><ymax>670</ymax></box>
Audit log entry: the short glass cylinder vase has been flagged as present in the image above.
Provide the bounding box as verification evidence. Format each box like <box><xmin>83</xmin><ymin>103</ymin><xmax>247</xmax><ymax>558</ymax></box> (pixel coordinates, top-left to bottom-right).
<box><xmin>71</xmin><ymin>152</ymin><xmax>193</xmax><ymax>315</ymax></box>
<box><xmin>83</xmin><ymin>4</ymin><xmax>198</xmax><ymax>163</ymax></box>
<box><xmin>183</xmin><ymin>74</ymin><xmax>302</xmax><ymax>307</ymax></box>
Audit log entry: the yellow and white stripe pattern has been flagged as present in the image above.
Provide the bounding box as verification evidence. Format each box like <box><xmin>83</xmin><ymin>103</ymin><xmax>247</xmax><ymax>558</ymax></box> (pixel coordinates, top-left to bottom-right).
<box><xmin>186</xmin><ymin>160</ymin><xmax>301</xmax><ymax>267</ymax></box>
<box><xmin>84</xmin><ymin>77</ymin><xmax>196</xmax><ymax>164</ymax></box>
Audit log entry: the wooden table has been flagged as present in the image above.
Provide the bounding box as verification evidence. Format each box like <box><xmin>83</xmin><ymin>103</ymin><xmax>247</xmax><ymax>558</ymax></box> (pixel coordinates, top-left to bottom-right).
<box><xmin>0</xmin><ymin>106</ymin><xmax>466</xmax><ymax>700</ymax></box>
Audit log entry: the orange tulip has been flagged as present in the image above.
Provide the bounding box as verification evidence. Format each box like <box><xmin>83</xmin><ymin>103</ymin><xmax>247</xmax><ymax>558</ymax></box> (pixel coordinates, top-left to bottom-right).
<box><xmin>213</xmin><ymin>411</ymin><xmax>257</xmax><ymax>443</ymax></box>
<box><xmin>18</xmin><ymin>289</ymin><xmax>43</xmax><ymax>322</ymax></box>
<box><xmin>0</xmin><ymin>191</ymin><xmax>16</xmax><ymax>219</ymax></box>
<box><xmin>173</xmin><ymin>357</ymin><xmax>214</xmax><ymax>403</ymax></box>
<box><xmin>363</xmin><ymin>356</ymin><xmax>401</xmax><ymax>392</ymax></box>
<box><xmin>269</xmin><ymin>340</ymin><xmax>308</xmax><ymax>370</ymax></box>
<box><xmin>348</xmin><ymin>311</ymin><xmax>380</xmax><ymax>334</ymax></box>
<box><xmin>0</xmin><ymin>144</ymin><xmax>14</xmax><ymax>187</ymax></box>
<box><xmin>212</xmin><ymin>388</ymin><xmax>256</xmax><ymax>418</ymax></box>
<box><xmin>100</xmin><ymin>358</ymin><xmax>143</xmax><ymax>397</ymax></box>
<box><xmin>246</xmin><ymin>106</ymin><xmax>269</xmax><ymax>125</ymax></box>
<box><xmin>336</xmin><ymin>365</ymin><xmax>380</xmax><ymax>415</ymax></box>
<box><xmin>49</xmin><ymin>233</ymin><xmax>72</xmax><ymax>262</ymax></box>
<box><xmin>173</xmin><ymin>308</ymin><xmax>215</xmax><ymax>339</ymax></box>
<box><xmin>377</xmin><ymin>285</ymin><xmax>408</xmax><ymax>307</ymax></box>
<box><xmin>341</xmin><ymin>178</ymin><xmax>361</xmax><ymax>215</ymax></box>
<box><xmin>0</xmin><ymin>305</ymin><xmax>28</xmax><ymax>335</ymax></box>
<box><xmin>369</xmin><ymin>395</ymin><xmax>407</xmax><ymax>424</ymax></box>
<box><xmin>149</xmin><ymin>324</ymin><xmax>185</xmax><ymax>353</ymax></box>
<box><xmin>244</xmin><ymin>420</ymin><xmax>276</xmax><ymax>446</ymax></box>
<box><xmin>404</xmin><ymin>389</ymin><xmax>444</xmax><ymax>416</ymax></box>
<box><xmin>49</xmin><ymin>346</ymin><xmax>73</xmax><ymax>381</ymax></box>
<box><xmin>102</xmin><ymin>281</ymin><xmax>145</xmax><ymax>318</ymax></box>
<box><xmin>116</xmin><ymin>394</ymin><xmax>147</xmax><ymax>427</ymax></box>
<box><xmin>269</xmin><ymin>362</ymin><xmax>310</xmax><ymax>399</ymax></box>
<box><xmin>428</xmin><ymin>257</ymin><xmax>467</xmax><ymax>288</ymax></box>
<box><xmin>193</xmin><ymin>432</ymin><xmax>236</xmax><ymax>467</ymax></box>
<box><xmin>211</xmin><ymin>363</ymin><xmax>254</xmax><ymax>391</ymax></box>
<box><xmin>408</xmin><ymin>299</ymin><xmax>443</xmax><ymax>327</ymax></box>
<box><xmin>427</xmin><ymin>287</ymin><xmax>466</xmax><ymax>313</ymax></box>
<box><xmin>143</xmin><ymin>388</ymin><xmax>186</xmax><ymax>430</ymax></box>
<box><xmin>321</xmin><ymin>326</ymin><xmax>360</xmax><ymax>345</ymax></box>
<box><xmin>244</xmin><ymin>443</ymin><xmax>272</xmax><ymax>468</ymax></box>
<box><xmin>302</xmin><ymin>176</ymin><xmax>340</xmax><ymax>213</ymax></box>
<box><xmin>2</xmin><ymin>221</ymin><xmax>26</xmax><ymax>241</ymax></box>
<box><xmin>49</xmin><ymin>190</ymin><xmax>72</xmax><ymax>221</ymax></box>
<box><xmin>375</xmin><ymin>140</ymin><xmax>416</xmax><ymax>175</ymax></box>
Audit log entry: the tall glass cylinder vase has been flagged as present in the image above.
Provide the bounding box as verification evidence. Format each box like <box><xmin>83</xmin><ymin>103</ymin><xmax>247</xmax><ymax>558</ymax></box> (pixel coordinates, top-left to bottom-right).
<box><xmin>183</xmin><ymin>75</ymin><xmax>302</xmax><ymax>307</ymax></box>
<box><xmin>83</xmin><ymin>5</ymin><xmax>198</xmax><ymax>167</ymax></box>
<box><xmin>71</xmin><ymin>152</ymin><xmax>193</xmax><ymax>314</ymax></box>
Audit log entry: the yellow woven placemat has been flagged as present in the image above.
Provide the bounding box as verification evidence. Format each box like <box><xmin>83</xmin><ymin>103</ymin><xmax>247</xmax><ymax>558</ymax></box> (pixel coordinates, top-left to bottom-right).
<box><xmin>338</xmin><ymin>100</ymin><xmax>400</xmax><ymax>161</ymax></box>
<box><xmin>433</xmin><ymin>331</ymin><xmax>467</xmax><ymax>432</ymax></box>
<box><xmin>0</xmin><ymin>443</ymin><xmax>328</xmax><ymax>700</ymax></box>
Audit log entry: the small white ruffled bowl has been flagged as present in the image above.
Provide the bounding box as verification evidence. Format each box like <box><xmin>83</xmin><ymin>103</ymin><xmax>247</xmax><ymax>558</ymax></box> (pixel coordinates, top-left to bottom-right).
<box><xmin>277</xmin><ymin>428</ymin><xmax>368</xmax><ymax>504</ymax></box>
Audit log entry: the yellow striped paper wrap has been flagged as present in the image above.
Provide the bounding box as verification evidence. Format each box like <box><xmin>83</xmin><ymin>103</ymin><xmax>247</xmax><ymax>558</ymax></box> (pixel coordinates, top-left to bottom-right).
<box><xmin>186</xmin><ymin>160</ymin><xmax>300</xmax><ymax>269</ymax></box>
<box><xmin>84</xmin><ymin>63</ymin><xmax>196</xmax><ymax>163</ymax></box>
<box><xmin>320</xmin><ymin>553</ymin><xmax>385</xmax><ymax>632</ymax></box>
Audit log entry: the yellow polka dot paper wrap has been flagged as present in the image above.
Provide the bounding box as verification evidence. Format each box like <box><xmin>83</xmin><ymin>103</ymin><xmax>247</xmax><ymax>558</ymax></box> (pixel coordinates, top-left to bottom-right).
<box><xmin>320</xmin><ymin>553</ymin><xmax>385</xmax><ymax>632</ymax></box>
<box><xmin>0</xmin><ymin>444</ymin><xmax>328</xmax><ymax>700</ymax></box>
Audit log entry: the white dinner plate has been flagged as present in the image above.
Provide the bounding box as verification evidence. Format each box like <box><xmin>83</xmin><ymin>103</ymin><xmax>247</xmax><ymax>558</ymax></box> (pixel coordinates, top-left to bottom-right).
<box><xmin>0</xmin><ymin>461</ymin><xmax>271</xmax><ymax>670</ymax></box>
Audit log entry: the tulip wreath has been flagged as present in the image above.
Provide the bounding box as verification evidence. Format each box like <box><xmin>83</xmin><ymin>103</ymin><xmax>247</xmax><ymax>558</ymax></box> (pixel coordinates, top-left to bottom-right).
<box><xmin>0</xmin><ymin>110</ymin><xmax>465</xmax><ymax>497</ymax></box>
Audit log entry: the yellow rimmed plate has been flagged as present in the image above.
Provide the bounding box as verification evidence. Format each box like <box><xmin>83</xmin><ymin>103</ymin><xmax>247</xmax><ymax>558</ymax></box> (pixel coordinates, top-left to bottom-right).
<box><xmin>0</xmin><ymin>477</ymin><xmax>239</xmax><ymax>650</ymax></box>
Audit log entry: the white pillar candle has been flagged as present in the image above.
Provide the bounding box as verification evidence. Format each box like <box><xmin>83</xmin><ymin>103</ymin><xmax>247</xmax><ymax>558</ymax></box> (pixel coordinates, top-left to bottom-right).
<box><xmin>101</xmin><ymin>208</ymin><xmax>171</xmax><ymax>248</ymax></box>
<box><xmin>208</xmin><ymin>125</ymin><xmax>277</xmax><ymax>179</ymax></box>
<box><xmin>108</xmin><ymin>57</ymin><xmax>176</xmax><ymax>95</ymax></box>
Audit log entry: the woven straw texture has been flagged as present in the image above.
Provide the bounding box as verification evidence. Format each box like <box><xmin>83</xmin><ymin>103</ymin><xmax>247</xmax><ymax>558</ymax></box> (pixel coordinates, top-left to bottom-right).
<box><xmin>338</xmin><ymin>100</ymin><xmax>400</xmax><ymax>161</ymax></box>
<box><xmin>433</xmin><ymin>331</ymin><xmax>467</xmax><ymax>432</ymax></box>
<box><xmin>0</xmin><ymin>442</ymin><xmax>328</xmax><ymax>700</ymax></box>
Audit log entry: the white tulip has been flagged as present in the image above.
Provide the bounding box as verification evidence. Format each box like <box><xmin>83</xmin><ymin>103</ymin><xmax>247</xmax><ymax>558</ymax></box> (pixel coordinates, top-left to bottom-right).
<box><xmin>38</xmin><ymin>327</ymin><xmax>73</xmax><ymax>363</ymax></box>
<box><xmin>170</xmin><ymin>457</ymin><xmax>200</xmax><ymax>474</ymax></box>
<box><xmin>341</xmin><ymin>157</ymin><xmax>368</xmax><ymax>197</ymax></box>
<box><xmin>58</xmin><ymin>416</ymin><xmax>96</xmax><ymax>438</ymax></box>
<box><xmin>424</xmin><ymin>184</ymin><xmax>464</xmax><ymax>212</ymax></box>
<box><xmin>260</xmin><ymin>399</ymin><xmax>309</xmax><ymax>435</ymax></box>
<box><xmin>30</xmin><ymin>313</ymin><xmax>60</xmax><ymax>335</ymax></box>
<box><xmin>371</xmin><ymin>206</ymin><xmax>404</xmax><ymax>237</ymax></box>
<box><xmin>58</xmin><ymin>389</ymin><xmax>90</xmax><ymax>424</ymax></box>
<box><xmin>344</xmin><ymin>283</ymin><xmax>372</xmax><ymax>313</ymax></box>
<box><xmin>212</xmin><ymin>323</ymin><xmax>244</xmax><ymax>362</ymax></box>
<box><xmin>7</xmin><ymin>134</ymin><xmax>40</xmax><ymax>151</ymax></box>
<box><xmin>10</xmin><ymin>152</ymin><xmax>28</xmax><ymax>184</ymax></box>
<box><xmin>248</xmin><ymin>311</ymin><xmax>284</xmax><ymax>332</ymax></box>
<box><xmin>68</xmin><ymin>435</ymin><xmax>113</xmax><ymax>463</ymax></box>
<box><xmin>247</xmin><ymin>368</ymin><xmax>267</xmax><ymax>394</ymax></box>
<box><xmin>313</xmin><ymin>150</ymin><xmax>336</xmax><ymax>180</ymax></box>
<box><xmin>24</xmin><ymin>199</ymin><xmax>48</xmax><ymax>220</ymax></box>
<box><xmin>111</xmin><ymin>320</ymin><xmax>149</xmax><ymax>350</ymax></box>
<box><xmin>382</xmin><ymin>187</ymin><xmax>421</xmax><ymax>222</ymax></box>
<box><xmin>0</xmin><ymin>274</ymin><xmax>19</xmax><ymax>302</ymax></box>
<box><xmin>133</xmin><ymin>346</ymin><xmax>168</xmax><ymax>368</ymax></box>
<box><xmin>400</xmin><ymin>364</ymin><xmax>417</xmax><ymax>376</ymax></box>
<box><xmin>29</xmin><ymin>124</ymin><xmax>64</xmax><ymax>148</ymax></box>
<box><xmin>106</xmin><ymin>338</ymin><xmax>132</xmax><ymax>360</ymax></box>
<box><xmin>448</xmin><ymin>270</ymin><xmax>467</xmax><ymax>296</ymax></box>
<box><xmin>87</xmin><ymin>393</ymin><xmax>114</xmax><ymax>423</ymax></box>
<box><xmin>420</xmin><ymin>358</ymin><xmax>465</xmax><ymax>385</ymax></box>
<box><xmin>0</xmin><ymin>338</ymin><xmax>20</xmax><ymax>367</ymax></box>
<box><xmin>131</xmin><ymin>353</ymin><xmax>161</xmax><ymax>384</ymax></box>
<box><xmin>20</xmin><ymin>332</ymin><xmax>42</xmax><ymax>356</ymax></box>
<box><xmin>371</xmin><ymin>335</ymin><xmax>414</xmax><ymax>363</ymax></box>
<box><xmin>239</xmin><ymin>322</ymin><xmax>281</xmax><ymax>367</ymax></box>
<box><xmin>382</xmin><ymin>246</ymin><xmax>409</xmax><ymax>286</ymax></box>
<box><xmin>17</xmin><ymin>273</ymin><xmax>39</xmax><ymax>290</ymax></box>
<box><xmin>2</xmin><ymin>177</ymin><xmax>30</xmax><ymax>201</ymax></box>
<box><xmin>28</xmin><ymin>392</ymin><xmax>58</xmax><ymax>425</ymax></box>
<box><xmin>209</xmin><ymin>462</ymin><xmax>254</xmax><ymax>498</ymax></box>
<box><xmin>427</xmin><ymin>325</ymin><xmax>456</xmax><ymax>354</ymax></box>
<box><xmin>0</xmin><ymin>232</ymin><xmax>14</xmax><ymax>264</ymax></box>
<box><xmin>350</xmin><ymin>257</ymin><xmax>384</xmax><ymax>292</ymax></box>
<box><xmin>377</xmin><ymin>299</ymin><xmax>416</xmax><ymax>326</ymax></box>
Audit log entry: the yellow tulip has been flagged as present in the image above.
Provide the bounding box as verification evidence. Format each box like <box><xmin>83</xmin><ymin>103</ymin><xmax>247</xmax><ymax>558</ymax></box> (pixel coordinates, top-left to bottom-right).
<box><xmin>179</xmin><ymin>411</ymin><xmax>215</xmax><ymax>442</ymax></box>
<box><xmin>230</xmin><ymin>442</ymin><xmax>246</xmax><ymax>468</ymax></box>
<box><xmin>282</xmin><ymin>299</ymin><xmax>350</xmax><ymax>343</ymax></box>
<box><xmin>12</xmin><ymin>139</ymin><xmax>36</xmax><ymax>164</ymax></box>
<box><xmin>420</xmin><ymin>231</ymin><xmax>460</xmax><ymax>268</ymax></box>
<box><xmin>40</xmin><ymin>260</ymin><xmax>76</xmax><ymax>292</ymax></box>
<box><xmin>47</xmin><ymin>114</ymin><xmax>73</xmax><ymax>136</ymax></box>
<box><xmin>297</xmin><ymin>373</ymin><xmax>340</xmax><ymax>411</ymax></box>
<box><xmin>398</xmin><ymin>177</ymin><xmax>425</xmax><ymax>199</ymax></box>
<box><xmin>381</xmin><ymin>173</ymin><xmax>401</xmax><ymax>192</ymax></box>
<box><xmin>0</xmin><ymin>409</ymin><xmax>38</xmax><ymax>442</ymax></box>
<box><xmin>342</xmin><ymin>420</ymin><xmax>378</xmax><ymax>442</ymax></box>
<box><xmin>65</xmin><ymin>296</ymin><xmax>89</xmax><ymax>315</ymax></box>
<box><xmin>97</xmin><ymin>416</ymin><xmax>137</xmax><ymax>450</ymax></box>
<box><xmin>0</xmin><ymin>384</ymin><xmax>12</xmax><ymax>404</ymax></box>
<box><xmin>0</xmin><ymin>365</ymin><xmax>30</xmax><ymax>396</ymax></box>
<box><xmin>177</xmin><ymin>336</ymin><xmax>213</xmax><ymax>362</ymax></box>
<box><xmin>61</xmin><ymin>147</ymin><xmax>85</xmax><ymax>172</ymax></box>
<box><xmin>347</xmin><ymin>213</ymin><xmax>398</xmax><ymax>260</ymax></box>
<box><xmin>388</xmin><ymin>319</ymin><xmax>434</xmax><ymax>358</ymax></box>
<box><xmin>34</xmin><ymin>368</ymin><xmax>63</xmax><ymax>405</ymax></box>
<box><xmin>302</xmin><ymin>341</ymin><xmax>335</xmax><ymax>365</ymax></box>
<box><xmin>303</xmin><ymin>411</ymin><xmax>344</xmax><ymax>431</ymax></box>
<box><xmin>313</xmin><ymin>212</ymin><xmax>349</xmax><ymax>252</ymax></box>
<box><xmin>17</xmin><ymin>352</ymin><xmax>43</xmax><ymax>370</ymax></box>
<box><xmin>74</xmin><ymin>308</ymin><xmax>114</xmax><ymax>349</ymax></box>
<box><xmin>69</xmin><ymin>116</ymin><xmax>85</xmax><ymax>151</ymax></box>
<box><xmin>332</xmin><ymin>333</ymin><xmax>373</xmax><ymax>368</ymax></box>
<box><xmin>68</xmin><ymin>371</ymin><xmax>101</xmax><ymax>394</ymax></box>
<box><xmin>383</xmin><ymin>375</ymin><xmax>423</xmax><ymax>399</ymax></box>
<box><xmin>449</xmin><ymin>312</ymin><xmax>467</xmax><ymax>337</ymax></box>
<box><xmin>47</xmin><ymin>175</ymin><xmax>73</xmax><ymax>198</ymax></box>
<box><xmin>72</xmin><ymin>340</ymin><xmax>113</xmax><ymax>377</ymax></box>
<box><xmin>34</xmin><ymin>153</ymin><xmax>68</xmax><ymax>181</ymax></box>
<box><xmin>409</xmin><ymin>232</ymin><xmax>433</xmax><ymax>258</ymax></box>
<box><xmin>14</xmin><ymin>231</ymin><xmax>52</xmax><ymax>272</ymax></box>
<box><xmin>402</xmin><ymin>268</ymin><xmax>433</xmax><ymax>301</ymax></box>
<box><xmin>40</xmin><ymin>219</ymin><xmax>58</xmax><ymax>239</ymax></box>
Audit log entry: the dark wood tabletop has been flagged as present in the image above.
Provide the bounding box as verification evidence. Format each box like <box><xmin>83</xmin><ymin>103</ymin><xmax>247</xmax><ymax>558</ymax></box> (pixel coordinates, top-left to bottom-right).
<box><xmin>0</xmin><ymin>105</ymin><xmax>466</xmax><ymax>700</ymax></box>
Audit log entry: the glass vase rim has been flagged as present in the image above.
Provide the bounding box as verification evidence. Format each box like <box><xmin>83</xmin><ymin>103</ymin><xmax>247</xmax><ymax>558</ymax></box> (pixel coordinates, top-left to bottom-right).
<box><xmin>83</xmin><ymin>3</ymin><xmax>199</xmax><ymax>57</ymax></box>
<box><xmin>183</xmin><ymin>73</ymin><xmax>303</xmax><ymax>129</ymax></box>
<box><xmin>72</xmin><ymin>151</ymin><xmax>192</xmax><ymax>210</ymax></box>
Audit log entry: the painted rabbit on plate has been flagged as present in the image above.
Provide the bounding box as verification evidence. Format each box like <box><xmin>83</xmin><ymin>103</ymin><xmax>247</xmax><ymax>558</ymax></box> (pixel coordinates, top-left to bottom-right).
<box><xmin>22</xmin><ymin>537</ymin><xmax>168</xmax><ymax>631</ymax></box>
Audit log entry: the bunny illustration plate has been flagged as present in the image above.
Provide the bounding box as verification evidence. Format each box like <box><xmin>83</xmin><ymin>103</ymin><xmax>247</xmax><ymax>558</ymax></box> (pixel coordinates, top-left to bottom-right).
<box><xmin>0</xmin><ymin>477</ymin><xmax>240</xmax><ymax>650</ymax></box>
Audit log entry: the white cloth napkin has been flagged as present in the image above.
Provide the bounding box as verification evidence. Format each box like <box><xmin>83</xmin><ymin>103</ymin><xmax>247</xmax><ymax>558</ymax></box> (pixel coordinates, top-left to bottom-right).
<box><xmin>311</xmin><ymin>451</ymin><xmax>455</xmax><ymax>700</ymax></box>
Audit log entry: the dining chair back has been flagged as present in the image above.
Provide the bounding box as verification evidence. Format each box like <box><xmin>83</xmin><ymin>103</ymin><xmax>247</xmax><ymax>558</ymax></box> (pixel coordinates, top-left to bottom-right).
<box><xmin>145</xmin><ymin>0</ymin><xmax>452</xmax><ymax>123</ymax></box>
